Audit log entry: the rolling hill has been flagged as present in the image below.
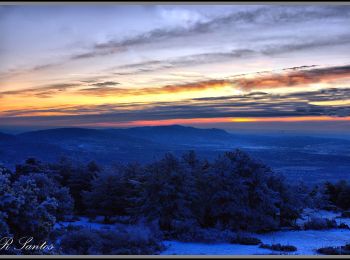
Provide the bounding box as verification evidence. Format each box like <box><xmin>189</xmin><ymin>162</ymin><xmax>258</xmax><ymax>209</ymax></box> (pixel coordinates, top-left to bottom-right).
<box><xmin>0</xmin><ymin>125</ymin><xmax>349</xmax><ymax>183</ymax></box>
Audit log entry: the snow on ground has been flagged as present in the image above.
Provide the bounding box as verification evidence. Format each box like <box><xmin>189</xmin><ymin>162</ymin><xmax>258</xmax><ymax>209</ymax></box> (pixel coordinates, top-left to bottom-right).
<box><xmin>297</xmin><ymin>208</ymin><xmax>350</xmax><ymax>226</ymax></box>
<box><xmin>256</xmin><ymin>229</ymin><xmax>350</xmax><ymax>255</ymax></box>
<box><xmin>162</xmin><ymin>210</ymin><xmax>350</xmax><ymax>255</ymax></box>
<box><xmin>161</xmin><ymin>241</ymin><xmax>273</xmax><ymax>255</ymax></box>
<box><xmin>54</xmin><ymin>217</ymin><xmax>113</xmax><ymax>230</ymax></box>
<box><xmin>162</xmin><ymin>229</ymin><xmax>350</xmax><ymax>255</ymax></box>
<box><xmin>55</xmin><ymin>211</ymin><xmax>350</xmax><ymax>255</ymax></box>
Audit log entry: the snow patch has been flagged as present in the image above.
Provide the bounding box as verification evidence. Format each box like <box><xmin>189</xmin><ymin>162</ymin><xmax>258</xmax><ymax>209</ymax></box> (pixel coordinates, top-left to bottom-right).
<box><xmin>162</xmin><ymin>229</ymin><xmax>350</xmax><ymax>255</ymax></box>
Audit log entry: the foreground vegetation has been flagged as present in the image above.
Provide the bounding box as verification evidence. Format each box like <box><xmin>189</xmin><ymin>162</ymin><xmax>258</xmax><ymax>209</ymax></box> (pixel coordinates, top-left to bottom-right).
<box><xmin>0</xmin><ymin>149</ymin><xmax>349</xmax><ymax>255</ymax></box>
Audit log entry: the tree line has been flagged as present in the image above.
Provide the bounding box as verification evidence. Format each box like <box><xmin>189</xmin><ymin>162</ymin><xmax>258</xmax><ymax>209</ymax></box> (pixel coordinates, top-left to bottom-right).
<box><xmin>0</xmin><ymin>149</ymin><xmax>349</xmax><ymax>254</ymax></box>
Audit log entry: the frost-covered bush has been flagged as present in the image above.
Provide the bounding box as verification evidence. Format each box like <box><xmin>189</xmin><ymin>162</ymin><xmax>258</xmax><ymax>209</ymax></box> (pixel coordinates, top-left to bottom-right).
<box><xmin>165</xmin><ymin>219</ymin><xmax>236</xmax><ymax>243</ymax></box>
<box><xmin>17</xmin><ymin>173</ymin><xmax>74</xmax><ymax>220</ymax></box>
<box><xmin>9</xmin><ymin>176</ymin><xmax>58</xmax><ymax>240</ymax></box>
<box><xmin>260</xmin><ymin>243</ymin><xmax>297</xmax><ymax>252</ymax></box>
<box><xmin>0</xmin><ymin>166</ymin><xmax>12</xmax><ymax>236</ymax></box>
<box><xmin>0</xmin><ymin>212</ymin><xmax>9</xmax><ymax>237</ymax></box>
<box><xmin>323</xmin><ymin>181</ymin><xmax>350</xmax><ymax>210</ymax></box>
<box><xmin>338</xmin><ymin>223</ymin><xmax>349</xmax><ymax>229</ymax></box>
<box><xmin>59</xmin><ymin>228</ymin><xmax>101</xmax><ymax>255</ymax></box>
<box><xmin>341</xmin><ymin>211</ymin><xmax>350</xmax><ymax>218</ymax></box>
<box><xmin>304</xmin><ymin>217</ymin><xmax>337</xmax><ymax>230</ymax></box>
<box><xmin>0</xmin><ymin>161</ymin><xmax>74</xmax><ymax>243</ymax></box>
<box><xmin>232</xmin><ymin>233</ymin><xmax>262</xmax><ymax>245</ymax></box>
<box><xmin>317</xmin><ymin>244</ymin><xmax>350</xmax><ymax>255</ymax></box>
<box><xmin>59</xmin><ymin>224</ymin><xmax>164</xmax><ymax>255</ymax></box>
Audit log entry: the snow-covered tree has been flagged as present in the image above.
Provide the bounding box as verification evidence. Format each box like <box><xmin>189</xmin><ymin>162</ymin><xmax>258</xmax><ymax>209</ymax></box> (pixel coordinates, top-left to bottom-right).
<box><xmin>138</xmin><ymin>153</ymin><xmax>196</xmax><ymax>231</ymax></box>
<box><xmin>0</xmin><ymin>162</ymin><xmax>74</xmax><ymax>241</ymax></box>
<box><xmin>83</xmin><ymin>171</ymin><xmax>129</xmax><ymax>223</ymax></box>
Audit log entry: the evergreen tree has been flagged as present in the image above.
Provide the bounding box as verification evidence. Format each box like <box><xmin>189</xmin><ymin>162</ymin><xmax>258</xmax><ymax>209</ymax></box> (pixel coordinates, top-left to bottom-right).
<box><xmin>138</xmin><ymin>153</ymin><xmax>196</xmax><ymax>231</ymax></box>
<box><xmin>83</xmin><ymin>170</ymin><xmax>129</xmax><ymax>223</ymax></box>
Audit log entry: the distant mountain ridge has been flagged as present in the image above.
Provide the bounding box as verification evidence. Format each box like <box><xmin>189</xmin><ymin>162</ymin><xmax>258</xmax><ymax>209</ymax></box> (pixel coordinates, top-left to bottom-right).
<box><xmin>1</xmin><ymin>125</ymin><xmax>350</xmax><ymax>184</ymax></box>
<box><xmin>0</xmin><ymin>132</ymin><xmax>15</xmax><ymax>141</ymax></box>
<box><xmin>17</xmin><ymin>125</ymin><xmax>235</xmax><ymax>149</ymax></box>
<box><xmin>0</xmin><ymin>125</ymin><xmax>237</xmax><ymax>167</ymax></box>
<box><xmin>18</xmin><ymin>127</ymin><xmax>104</xmax><ymax>139</ymax></box>
<box><xmin>0</xmin><ymin>125</ymin><xmax>237</xmax><ymax>168</ymax></box>
<box><xmin>103</xmin><ymin>124</ymin><xmax>234</xmax><ymax>146</ymax></box>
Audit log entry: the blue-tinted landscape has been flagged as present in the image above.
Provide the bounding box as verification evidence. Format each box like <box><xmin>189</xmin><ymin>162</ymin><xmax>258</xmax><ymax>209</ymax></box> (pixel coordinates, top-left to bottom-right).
<box><xmin>1</xmin><ymin>125</ymin><xmax>350</xmax><ymax>255</ymax></box>
<box><xmin>1</xmin><ymin>3</ymin><xmax>350</xmax><ymax>256</ymax></box>
<box><xmin>1</xmin><ymin>125</ymin><xmax>350</xmax><ymax>184</ymax></box>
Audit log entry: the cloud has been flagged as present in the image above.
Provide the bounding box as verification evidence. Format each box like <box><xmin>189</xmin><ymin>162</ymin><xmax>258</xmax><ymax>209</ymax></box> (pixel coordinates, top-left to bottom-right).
<box><xmin>261</xmin><ymin>34</ymin><xmax>350</xmax><ymax>56</ymax></box>
<box><xmin>90</xmin><ymin>81</ymin><xmax>120</xmax><ymax>87</ymax></box>
<box><xmin>78</xmin><ymin>79</ymin><xmax>230</xmax><ymax>96</ymax></box>
<box><xmin>79</xmin><ymin>64</ymin><xmax>350</xmax><ymax>97</ymax></box>
<box><xmin>1</xmin><ymin>62</ymin><xmax>349</xmax><ymax>103</ymax></box>
<box><xmin>2</xmin><ymin>86</ymin><xmax>350</xmax><ymax>127</ymax></box>
<box><xmin>0</xmin><ymin>83</ymin><xmax>78</xmax><ymax>98</ymax></box>
<box><xmin>1</xmin><ymin>4</ymin><xmax>350</xmax><ymax>82</ymax></box>
<box><xmin>67</xmin><ymin>5</ymin><xmax>350</xmax><ymax>61</ymax></box>
<box><xmin>230</xmin><ymin>64</ymin><xmax>350</xmax><ymax>91</ymax></box>
<box><xmin>152</xmin><ymin>79</ymin><xmax>229</xmax><ymax>94</ymax></box>
<box><xmin>106</xmin><ymin>33</ymin><xmax>350</xmax><ymax>77</ymax></box>
<box><xmin>4</xmin><ymin>33</ymin><xmax>348</xmax><ymax>82</ymax></box>
<box><xmin>2</xmin><ymin>64</ymin><xmax>350</xmax><ymax>100</ymax></box>
<box><xmin>109</xmin><ymin>49</ymin><xmax>256</xmax><ymax>76</ymax></box>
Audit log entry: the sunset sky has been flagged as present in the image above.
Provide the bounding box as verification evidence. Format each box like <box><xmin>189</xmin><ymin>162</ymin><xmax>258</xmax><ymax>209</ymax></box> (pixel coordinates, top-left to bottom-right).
<box><xmin>1</xmin><ymin>4</ymin><xmax>350</xmax><ymax>134</ymax></box>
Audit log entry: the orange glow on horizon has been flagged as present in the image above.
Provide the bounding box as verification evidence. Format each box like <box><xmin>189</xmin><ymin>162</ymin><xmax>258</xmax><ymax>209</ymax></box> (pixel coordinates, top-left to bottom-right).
<box><xmin>74</xmin><ymin>116</ymin><xmax>350</xmax><ymax>128</ymax></box>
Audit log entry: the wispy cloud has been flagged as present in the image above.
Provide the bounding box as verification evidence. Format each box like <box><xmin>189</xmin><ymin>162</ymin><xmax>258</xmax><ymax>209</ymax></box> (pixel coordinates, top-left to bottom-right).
<box><xmin>67</xmin><ymin>5</ymin><xmax>350</xmax><ymax>61</ymax></box>
<box><xmin>2</xmin><ymin>87</ymin><xmax>350</xmax><ymax>127</ymax></box>
<box><xmin>90</xmin><ymin>81</ymin><xmax>120</xmax><ymax>87</ymax></box>
<box><xmin>230</xmin><ymin>64</ymin><xmax>350</xmax><ymax>91</ymax></box>
<box><xmin>2</xmin><ymin>64</ymin><xmax>349</xmax><ymax>99</ymax></box>
<box><xmin>0</xmin><ymin>83</ymin><xmax>78</xmax><ymax>98</ymax></box>
<box><xmin>78</xmin><ymin>64</ymin><xmax>350</xmax><ymax>96</ymax></box>
<box><xmin>78</xmin><ymin>79</ymin><xmax>229</xmax><ymax>96</ymax></box>
<box><xmin>2</xmin><ymin>5</ymin><xmax>350</xmax><ymax>79</ymax></box>
<box><xmin>85</xmin><ymin>34</ymin><xmax>350</xmax><ymax>78</ymax></box>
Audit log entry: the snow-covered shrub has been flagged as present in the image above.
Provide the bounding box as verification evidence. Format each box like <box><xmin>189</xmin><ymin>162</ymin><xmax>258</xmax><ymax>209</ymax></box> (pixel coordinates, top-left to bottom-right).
<box><xmin>0</xmin><ymin>161</ymin><xmax>74</xmax><ymax>245</ymax></box>
<box><xmin>308</xmin><ymin>184</ymin><xmax>329</xmax><ymax>210</ymax></box>
<box><xmin>10</xmin><ymin>176</ymin><xmax>58</xmax><ymax>240</ymax></box>
<box><xmin>59</xmin><ymin>228</ymin><xmax>101</xmax><ymax>255</ymax></box>
<box><xmin>341</xmin><ymin>211</ymin><xmax>350</xmax><ymax>218</ymax></box>
<box><xmin>0</xmin><ymin>166</ymin><xmax>12</xmax><ymax>236</ymax></box>
<box><xmin>317</xmin><ymin>244</ymin><xmax>350</xmax><ymax>255</ymax></box>
<box><xmin>260</xmin><ymin>243</ymin><xmax>297</xmax><ymax>252</ymax></box>
<box><xmin>165</xmin><ymin>219</ymin><xmax>236</xmax><ymax>243</ymax></box>
<box><xmin>18</xmin><ymin>172</ymin><xmax>74</xmax><ymax>220</ymax></box>
<box><xmin>0</xmin><ymin>212</ymin><xmax>9</xmax><ymax>236</ymax></box>
<box><xmin>323</xmin><ymin>180</ymin><xmax>350</xmax><ymax>210</ymax></box>
<box><xmin>233</xmin><ymin>233</ymin><xmax>262</xmax><ymax>245</ymax></box>
<box><xmin>59</xmin><ymin>224</ymin><xmax>164</xmax><ymax>255</ymax></box>
<box><xmin>303</xmin><ymin>217</ymin><xmax>337</xmax><ymax>230</ymax></box>
<box><xmin>338</xmin><ymin>222</ymin><xmax>349</xmax><ymax>229</ymax></box>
